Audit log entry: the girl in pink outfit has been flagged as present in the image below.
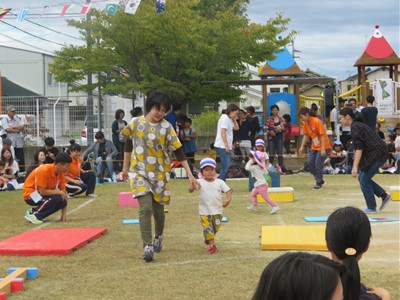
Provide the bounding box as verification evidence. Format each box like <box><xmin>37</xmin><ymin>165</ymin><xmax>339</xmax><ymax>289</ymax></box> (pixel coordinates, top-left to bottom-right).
<box><xmin>245</xmin><ymin>150</ymin><xmax>279</xmax><ymax>214</ymax></box>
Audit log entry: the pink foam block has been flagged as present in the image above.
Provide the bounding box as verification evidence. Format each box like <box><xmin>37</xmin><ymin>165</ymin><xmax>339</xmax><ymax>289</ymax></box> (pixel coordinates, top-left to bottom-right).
<box><xmin>118</xmin><ymin>192</ymin><xmax>139</xmax><ymax>207</ymax></box>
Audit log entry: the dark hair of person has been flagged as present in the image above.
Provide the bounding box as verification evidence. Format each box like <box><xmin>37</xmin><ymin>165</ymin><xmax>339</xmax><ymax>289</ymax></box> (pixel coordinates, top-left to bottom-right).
<box><xmin>348</xmin><ymin>98</ymin><xmax>356</xmax><ymax>104</ymax></box>
<box><xmin>172</xmin><ymin>103</ymin><xmax>182</xmax><ymax>111</ymax></box>
<box><xmin>252</xmin><ymin>252</ymin><xmax>345</xmax><ymax>300</ymax></box>
<box><xmin>311</xmin><ymin>103</ymin><xmax>319</xmax><ymax>111</ymax></box>
<box><xmin>0</xmin><ymin>161</ymin><xmax>5</xmax><ymax>168</ymax></box>
<box><xmin>69</xmin><ymin>139</ymin><xmax>82</xmax><ymax>152</ymax></box>
<box><xmin>339</xmin><ymin>107</ymin><xmax>364</xmax><ymax>122</ymax></box>
<box><xmin>1</xmin><ymin>148</ymin><xmax>14</xmax><ymax>165</ymax></box>
<box><xmin>33</xmin><ymin>149</ymin><xmax>46</xmax><ymax>164</ymax></box>
<box><xmin>54</xmin><ymin>152</ymin><xmax>72</xmax><ymax>164</ymax></box>
<box><xmin>282</xmin><ymin>114</ymin><xmax>291</xmax><ymax>123</ymax></box>
<box><xmin>95</xmin><ymin>131</ymin><xmax>105</xmax><ymax>140</ymax></box>
<box><xmin>239</xmin><ymin>109</ymin><xmax>246</xmax><ymax>114</ymax></box>
<box><xmin>270</xmin><ymin>104</ymin><xmax>280</xmax><ymax>111</ymax></box>
<box><xmin>225</xmin><ymin>104</ymin><xmax>240</xmax><ymax>115</ymax></box>
<box><xmin>130</xmin><ymin>107</ymin><xmax>143</xmax><ymax>117</ymax></box>
<box><xmin>115</xmin><ymin>109</ymin><xmax>125</xmax><ymax>120</ymax></box>
<box><xmin>44</xmin><ymin>136</ymin><xmax>55</xmax><ymax>147</ymax></box>
<box><xmin>326</xmin><ymin>206</ymin><xmax>371</xmax><ymax>300</ymax></box>
<box><xmin>298</xmin><ymin>107</ymin><xmax>316</xmax><ymax>118</ymax></box>
<box><xmin>366</xmin><ymin>95</ymin><xmax>375</xmax><ymax>104</ymax></box>
<box><xmin>246</xmin><ymin>106</ymin><xmax>255</xmax><ymax>114</ymax></box>
<box><xmin>145</xmin><ymin>91</ymin><xmax>171</xmax><ymax>113</ymax></box>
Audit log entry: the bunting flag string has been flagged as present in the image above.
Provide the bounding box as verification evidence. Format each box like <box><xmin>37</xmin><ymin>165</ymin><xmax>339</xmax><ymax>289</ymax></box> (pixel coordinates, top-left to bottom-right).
<box><xmin>0</xmin><ymin>8</ymin><xmax>11</xmax><ymax>19</ymax></box>
<box><xmin>124</xmin><ymin>0</ymin><xmax>141</xmax><ymax>15</ymax></box>
<box><xmin>80</xmin><ymin>3</ymin><xmax>93</xmax><ymax>15</ymax></box>
<box><xmin>17</xmin><ymin>7</ymin><xmax>30</xmax><ymax>22</ymax></box>
<box><xmin>156</xmin><ymin>0</ymin><xmax>166</xmax><ymax>14</ymax></box>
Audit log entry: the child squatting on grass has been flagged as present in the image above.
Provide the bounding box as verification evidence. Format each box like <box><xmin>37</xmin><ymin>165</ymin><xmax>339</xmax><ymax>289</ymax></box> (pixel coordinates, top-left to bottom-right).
<box><xmin>121</xmin><ymin>91</ymin><xmax>200</xmax><ymax>262</ymax></box>
<box><xmin>245</xmin><ymin>150</ymin><xmax>279</xmax><ymax>214</ymax></box>
<box><xmin>189</xmin><ymin>157</ymin><xmax>232</xmax><ymax>254</ymax></box>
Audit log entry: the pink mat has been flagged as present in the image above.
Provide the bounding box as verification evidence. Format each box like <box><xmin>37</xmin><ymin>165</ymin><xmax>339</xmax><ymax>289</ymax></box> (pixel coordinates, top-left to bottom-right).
<box><xmin>0</xmin><ymin>228</ymin><xmax>107</xmax><ymax>256</ymax></box>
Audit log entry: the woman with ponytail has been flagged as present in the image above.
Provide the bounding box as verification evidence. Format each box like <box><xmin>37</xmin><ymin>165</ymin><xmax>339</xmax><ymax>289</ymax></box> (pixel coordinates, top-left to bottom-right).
<box><xmin>326</xmin><ymin>207</ymin><xmax>392</xmax><ymax>300</ymax></box>
<box><xmin>339</xmin><ymin>108</ymin><xmax>391</xmax><ymax>213</ymax></box>
<box><xmin>298</xmin><ymin>107</ymin><xmax>331</xmax><ymax>190</ymax></box>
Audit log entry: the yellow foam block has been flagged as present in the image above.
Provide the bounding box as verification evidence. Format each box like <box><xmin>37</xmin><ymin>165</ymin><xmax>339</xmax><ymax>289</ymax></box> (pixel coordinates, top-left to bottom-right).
<box><xmin>257</xmin><ymin>187</ymin><xmax>294</xmax><ymax>203</ymax></box>
<box><xmin>390</xmin><ymin>186</ymin><xmax>400</xmax><ymax>201</ymax></box>
<box><xmin>261</xmin><ymin>225</ymin><xmax>327</xmax><ymax>251</ymax></box>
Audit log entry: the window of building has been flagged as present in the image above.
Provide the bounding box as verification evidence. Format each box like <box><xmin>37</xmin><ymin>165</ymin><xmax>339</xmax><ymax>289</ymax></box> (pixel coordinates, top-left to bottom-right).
<box><xmin>47</xmin><ymin>73</ymin><xmax>53</xmax><ymax>86</ymax></box>
<box><xmin>270</xmin><ymin>88</ymin><xmax>280</xmax><ymax>93</ymax></box>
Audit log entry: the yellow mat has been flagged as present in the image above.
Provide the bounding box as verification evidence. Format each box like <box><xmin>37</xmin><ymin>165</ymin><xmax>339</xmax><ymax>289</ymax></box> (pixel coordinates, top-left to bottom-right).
<box><xmin>261</xmin><ymin>225</ymin><xmax>327</xmax><ymax>251</ymax></box>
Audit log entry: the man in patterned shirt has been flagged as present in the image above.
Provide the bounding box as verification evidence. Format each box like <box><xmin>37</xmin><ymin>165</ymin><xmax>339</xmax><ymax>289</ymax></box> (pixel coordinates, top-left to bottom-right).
<box><xmin>339</xmin><ymin>107</ymin><xmax>391</xmax><ymax>214</ymax></box>
<box><xmin>121</xmin><ymin>91</ymin><xmax>200</xmax><ymax>262</ymax></box>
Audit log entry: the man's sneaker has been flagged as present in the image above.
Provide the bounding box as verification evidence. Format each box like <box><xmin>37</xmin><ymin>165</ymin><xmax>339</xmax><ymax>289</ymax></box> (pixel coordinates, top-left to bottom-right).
<box><xmin>143</xmin><ymin>245</ymin><xmax>154</xmax><ymax>262</ymax></box>
<box><xmin>24</xmin><ymin>212</ymin><xmax>43</xmax><ymax>225</ymax></box>
<box><xmin>208</xmin><ymin>245</ymin><xmax>217</xmax><ymax>254</ymax></box>
<box><xmin>153</xmin><ymin>235</ymin><xmax>164</xmax><ymax>253</ymax></box>
<box><xmin>363</xmin><ymin>208</ymin><xmax>377</xmax><ymax>214</ymax></box>
<box><xmin>379</xmin><ymin>194</ymin><xmax>392</xmax><ymax>211</ymax></box>
<box><xmin>312</xmin><ymin>184</ymin><xmax>323</xmax><ymax>190</ymax></box>
<box><xmin>247</xmin><ymin>205</ymin><xmax>258</xmax><ymax>211</ymax></box>
<box><xmin>270</xmin><ymin>206</ymin><xmax>280</xmax><ymax>215</ymax></box>
<box><xmin>87</xmin><ymin>194</ymin><xmax>98</xmax><ymax>198</ymax></box>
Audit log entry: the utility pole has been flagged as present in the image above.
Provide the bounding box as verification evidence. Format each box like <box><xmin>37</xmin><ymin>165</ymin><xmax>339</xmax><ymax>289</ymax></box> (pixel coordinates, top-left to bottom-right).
<box><xmin>86</xmin><ymin>0</ymin><xmax>94</xmax><ymax>146</ymax></box>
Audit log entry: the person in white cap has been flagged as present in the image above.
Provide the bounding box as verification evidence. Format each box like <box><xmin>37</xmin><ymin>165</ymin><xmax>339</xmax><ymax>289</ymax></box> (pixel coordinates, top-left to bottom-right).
<box><xmin>1</xmin><ymin>106</ymin><xmax>25</xmax><ymax>171</ymax></box>
<box><xmin>330</xmin><ymin>140</ymin><xmax>348</xmax><ymax>174</ymax></box>
<box><xmin>189</xmin><ymin>157</ymin><xmax>232</xmax><ymax>254</ymax></box>
<box><xmin>245</xmin><ymin>150</ymin><xmax>279</xmax><ymax>214</ymax></box>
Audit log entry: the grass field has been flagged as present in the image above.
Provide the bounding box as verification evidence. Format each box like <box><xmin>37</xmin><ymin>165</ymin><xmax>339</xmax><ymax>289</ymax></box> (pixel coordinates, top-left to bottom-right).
<box><xmin>0</xmin><ymin>173</ymin><xmax>399</xmax><ymax>299</ymax></box>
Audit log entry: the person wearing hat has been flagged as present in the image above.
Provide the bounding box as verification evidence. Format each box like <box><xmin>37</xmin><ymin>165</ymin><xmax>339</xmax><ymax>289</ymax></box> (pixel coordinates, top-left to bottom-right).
<box><xmin>189</xmin><ymin>158</ymin><xmax>232</xmax><ymax>254</ymax></box>
<box><xmin>330</xmin><ymin>140</ymin><xmax>348</xmax><ymax>174</ymax></box>
<box><xmin>245</xmin><ymin>150</ymin><xmax>279</xmax><ymax>214</ymax></box>
<box><xmin>1</xmin><ymin>106</ymin><xmax>25</xmax><ymax>171</ymax></box>
<box><xmin>0</xmin><ymin>137</ymin><xmax>15</xmax><ymax>159</ymax></box>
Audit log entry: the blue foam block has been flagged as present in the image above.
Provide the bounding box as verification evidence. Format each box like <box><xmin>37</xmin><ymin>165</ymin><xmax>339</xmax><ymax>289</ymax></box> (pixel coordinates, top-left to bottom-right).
<box><xmin>8</xmin><ymin>267</ymin><xmax>38</xmax><ymax>279</ymax></box>
<box><xmin>222</xmin><ymin>216</ymin><xmax>228</xmax><ymax>222</ymax></box>
<box><xmin>122</xmin><ymin>219</ymin><xmax>140</xmax><ymax>224</ymax></box>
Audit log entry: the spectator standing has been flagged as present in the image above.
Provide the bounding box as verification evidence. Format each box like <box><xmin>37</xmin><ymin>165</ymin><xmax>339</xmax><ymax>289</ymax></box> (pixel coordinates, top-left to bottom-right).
<box><xmin>165</xmin><ymin>103</ymin><xmax>182</xmax><ymax>131</ymax></box>
<box><xmin>282</xmin><ymin>114</ymin><xmax>292</xmax><ymax>156</ymax></box>
<box><xmin>361</xmin><ymin>95</ymin><xmax>378</xmax><ymax>130</ymax></box>
<box><xmin>111</xmin><ymin>109</ymin><xmax>128</xmax><ymax>172</ymax></box>
<box><xmin>43</xmin><ymin>137</ymin><xmax>60</xmax><ymax>164</ymax></box>
<box><xmin>234</xmin><ymin>109</ymin><xmax>252</xmax><ymax>161</ymax></box>
<box><xmin>245</xmin><ymin>106</ymin><xmax>261</xmax><ymax>147</ymax></box>
<box><xmin>339</xmin><ymin>107</ymin><xmax>391</xmax><ymax>213</ymax></box>
<box><xmin>214</xmin><ymin>104</ymin><xmax>240</xmax><ymax>181</ymax></box>
<box><xmin>0</xmin><ymin>137</ymin><xmax>15</xmax><ymax>159</ymax></box>
<box><xmin>311</xmin><ymin>103</ymin><xmax>324</xmax><ymax>121</ymax></box>
<box><xmin>1</xmin><ymin>106</ymin><xmax>25</xmax><ymax>171</ymax></box>
<box><xmin>265</xmin><ymin>104</ymin><xmax>285</xmax><ymax>168</ymax></box>
<box><xmin>130</xmin><ymin>107</ymin><xmax>143</xmax><ymax>119</ymax></box>
<box><xmin>181</xmin><ymin>117</ymin><xmax>197</xmax><ymax>167</ymax></box>
<box><xmin>23</xmin><ymin>152</ymin><xmax>71</xmax><ymax>225</ymax></box>
<box><xmin>82</xmin><ymin>131</ymin><xmax>118</xmax><ymax>180</ymax></box>
<box><xmin>330</xmin><ymin>97</ymin><xmax>346</xmax><ymax>137</ymax></box>
<box><xmin>298</xmin><ymin>107</ymin><xmax>331</xmax><ymax>190</ymax></box>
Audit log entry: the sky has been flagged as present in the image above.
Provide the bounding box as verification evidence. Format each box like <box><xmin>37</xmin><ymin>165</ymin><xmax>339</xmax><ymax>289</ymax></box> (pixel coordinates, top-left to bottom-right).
<box><xmin>0</xmin><ymin>0</ymin><xmax>399</xmax><ymax>81</ymax></box>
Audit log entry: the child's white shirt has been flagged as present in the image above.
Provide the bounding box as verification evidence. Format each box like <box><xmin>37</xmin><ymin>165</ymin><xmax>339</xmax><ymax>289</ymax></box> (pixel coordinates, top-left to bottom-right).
<box><xmin>245</xmin><ymin>160</ymin><xmax>267</xmax><ymax>187</ymax></box>
<box><xmin>197</xmin><ymin>178</ymin><xmax>231</xmax><ymax>215</ymax></box>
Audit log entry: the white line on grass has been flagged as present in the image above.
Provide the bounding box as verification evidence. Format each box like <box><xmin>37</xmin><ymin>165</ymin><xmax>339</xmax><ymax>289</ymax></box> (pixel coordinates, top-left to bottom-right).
<box><xmin>34</xmin><ymin>196</ymin><xmax>100</xmax><ymax>230</ymax></box>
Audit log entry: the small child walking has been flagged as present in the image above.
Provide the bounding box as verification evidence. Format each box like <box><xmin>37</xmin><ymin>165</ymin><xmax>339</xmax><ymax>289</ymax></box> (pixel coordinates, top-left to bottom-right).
<box><xmin>189</xmin><ymin>158</ymin><xmax>232</xmax><ymax>254</ymax></box>
<box><xmin>245</xmin><ymin>150</ymin><xmax>280</xmax><ymax>214</ymax></box>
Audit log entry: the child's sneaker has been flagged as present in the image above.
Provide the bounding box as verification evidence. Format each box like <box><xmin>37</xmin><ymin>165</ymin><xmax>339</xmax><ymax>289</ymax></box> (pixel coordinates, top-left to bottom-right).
<box><xmin>247</xmin><ymin>205</ymin><xmax>258</xmax><ymax>211</ymax></box>
<box><xmin>153</xmin><ymin>235</ymin><xmax>164</xmax><ymax>253</ymax></box>
<box><xmin>208</xmin><ymin>245</ymin><xmax>217</xmax><ymax>254</ymax></box>
<box><xmin>270</xmin><ymin>206</ymin><xmax>280</xmax><ymax>215</ymax></box>
<box><xmin>143</xmin><ymin>245</ymin><xmax>154</xmax><ymax>262</ymax></box>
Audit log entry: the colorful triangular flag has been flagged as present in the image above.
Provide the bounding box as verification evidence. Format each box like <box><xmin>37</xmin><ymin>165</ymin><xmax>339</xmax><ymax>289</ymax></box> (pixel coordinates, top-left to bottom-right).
<box><xmin>0</xmin><ymin>8</ymin><xmax>11</xmax><ymax>19</ymax></box>
<box><xmin>124</xmin><ymin>0</ymin><xmax>141</xmax><ymax>15</ymax></box>
<box><xmin>81</xmin><ymin>3</ymin><xmax>93</xmax><ymax>15</ymax></box>
<box><xmin>60</xmin><ymin>4</ymin><xmax>74</xmax><ymax>17</ymax></box>
<box><xmin>105</xmin><ymin>4</ymin><xmax>119</xmax><ymax>16</ymax></box>
<box><xmin>156</xmin><ymin>0</ymin><xmax>166</xmax><ymax>14</ymax></box>
<box><xmin>17</xmin><ymin>7</ymin><xmax>30</xmax><ymax>22</ymax></box>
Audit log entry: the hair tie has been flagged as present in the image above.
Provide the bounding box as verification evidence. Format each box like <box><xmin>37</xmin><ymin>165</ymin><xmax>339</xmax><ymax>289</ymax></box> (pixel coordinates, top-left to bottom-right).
<box><xmin>345</xmin><ymin>247</ymin><xmax>357</xmax><ymax>256</ymax></box>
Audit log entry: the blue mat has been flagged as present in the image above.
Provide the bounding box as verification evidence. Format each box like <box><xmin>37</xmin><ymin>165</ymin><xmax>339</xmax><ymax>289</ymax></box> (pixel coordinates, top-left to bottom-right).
<box><xmin>122</xmin><ymin>219</ymin><xmax>140</xmax><ymax>224</ymax></box>
<box><xmin>222</xmin><ymin>216</ymin><xmax>228</xmax><ymax>222</ymax></box>
<box><xmin>304</xmin><ymin>216</ymin><xmax>400</xmax><ymax>223</ymax></box>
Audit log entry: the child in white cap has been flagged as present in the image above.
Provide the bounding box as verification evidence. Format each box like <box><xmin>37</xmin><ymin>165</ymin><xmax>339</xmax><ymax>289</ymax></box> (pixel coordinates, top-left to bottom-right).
<box><xmin>245</xmin><ymin>150</ymin><xmax>279</xmax><ymax>214</ymax></box>
<box><xmin>254</xmin><ymin>139</ymin><xmax>270</xmax><ymax>168</ymax></box>
<box><xmin>189</xmin><ymin>157</ymin><xmax>232</xmax><ymax>254</ymax></box>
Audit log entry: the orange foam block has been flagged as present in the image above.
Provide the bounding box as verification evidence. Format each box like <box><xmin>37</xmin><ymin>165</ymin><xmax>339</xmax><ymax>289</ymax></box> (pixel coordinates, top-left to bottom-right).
<box><xmin>118</xmin><ymin>192</ymin><xmax>139</xmax><ymax>207</ymax></box>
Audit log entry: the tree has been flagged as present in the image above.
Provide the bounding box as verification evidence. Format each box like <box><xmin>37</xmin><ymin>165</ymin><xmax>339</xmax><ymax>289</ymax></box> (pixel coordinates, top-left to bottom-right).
<box><xmin>50</xmin><ymin>0</ymin><xmax>296</xmax><ymax>104</ymax></box>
